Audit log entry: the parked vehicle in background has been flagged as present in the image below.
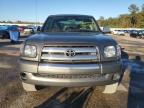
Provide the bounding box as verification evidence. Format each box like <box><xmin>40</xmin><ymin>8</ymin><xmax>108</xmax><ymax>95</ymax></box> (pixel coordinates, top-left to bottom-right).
<box><xmin>138</xmin><ymin>30</ymin><xmax>144</xmax><ymax>39</ymax></box>
<box><xmin>130</xmin><ymin>30</ymin><xmax>142</xmax><ymax>38</ymax></box>
<box><xmin>124</xmin><ymin>30</ymin><xmax>131</xmax><ymax>36</ymax></box>
<box><xmin>31</xmin><ymin>26</ymin><xmax>42</xmax><ymax>33</ymax></box>
<box><xmin>20</xmin><ymin>14</ymin><xmax>122</xmax><ymax>93</ymax></box>
<box><xmin>23</xmin><ymin>26</ymin><xmax>34</xmax><ymax>34</ymax></box>
<box><xmin>112</xmin><ymin>30</ymin><xmax>125</xmax><ymax>36</ymax></box>
<box><xmin>0</xmin><ymin>25</ymin><xmax>20</xmax><ymax>39</ymax></box>
<box><xmin>0</xmin><ymin>25</ymin><xmax>10</xmax><ymax>39</ymax></box>
<box><xmin>116</xmin><ymin>30</ymin><xmax>125</xmax><ymax>36</ymax></box>
<box><xmin>101</xmin><ymin>27</ymin><xmax>111</xmax><ymax>34</ymax></box>
<box><xmin>18</xmin><ymin>26</ymin><xmax>27</xmax><ymax>33</ymax></box>
<box><xmin>112</xmin><ymin>30</ymin><xmax>118</xmax><ymax>35</ymax></box>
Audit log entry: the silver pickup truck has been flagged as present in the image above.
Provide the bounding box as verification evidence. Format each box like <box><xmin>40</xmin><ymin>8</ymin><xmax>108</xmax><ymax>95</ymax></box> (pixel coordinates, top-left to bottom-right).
<box><xmin>20</xmin><ymin>15</ymin><xmax>122</xmax><ymax>93</ymax></box>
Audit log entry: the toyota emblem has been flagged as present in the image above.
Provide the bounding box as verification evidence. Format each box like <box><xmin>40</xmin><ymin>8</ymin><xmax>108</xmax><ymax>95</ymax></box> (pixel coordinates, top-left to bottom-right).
<box><xmin>65</xmin><ymin>49</ymin><xmax>76</xmax><ymax>57</ymax></box>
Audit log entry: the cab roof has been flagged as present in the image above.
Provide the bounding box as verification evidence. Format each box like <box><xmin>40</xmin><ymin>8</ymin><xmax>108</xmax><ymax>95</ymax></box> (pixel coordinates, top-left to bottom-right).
<box><xmin>48</xmin><ymin>14</ymin><xmax>94</xmax><ymax>18</ymax></box>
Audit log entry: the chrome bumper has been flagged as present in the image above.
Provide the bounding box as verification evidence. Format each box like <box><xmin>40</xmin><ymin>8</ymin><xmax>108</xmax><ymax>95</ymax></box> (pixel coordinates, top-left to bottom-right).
<box><xmin>19</xmin><ymin>60</ymin><xmax>122</xmax><ymax>87</ymax></box>
<box><xmin>20</xmin><ymin>72</ymin><xmax>118</xmax><ymax>87</ymax></box>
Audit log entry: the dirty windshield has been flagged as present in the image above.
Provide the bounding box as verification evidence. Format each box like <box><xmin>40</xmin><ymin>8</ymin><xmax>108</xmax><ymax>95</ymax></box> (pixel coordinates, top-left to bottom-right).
<box><xmin>43</xmin><ymin>16</ymin><xmax>100</xmax><ymax>32</ymax></box>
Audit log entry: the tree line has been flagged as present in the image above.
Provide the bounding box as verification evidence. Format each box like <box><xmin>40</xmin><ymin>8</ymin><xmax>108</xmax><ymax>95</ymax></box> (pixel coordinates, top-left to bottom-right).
<box><xmin>98</xmin><ymin>4</ymin><xmax>144</xmax><ymax>28</ymax></box>
<box><xmin>0</xmin><ymin>20</ymin><xmax>42</xmax><ymax>25</ymax></box>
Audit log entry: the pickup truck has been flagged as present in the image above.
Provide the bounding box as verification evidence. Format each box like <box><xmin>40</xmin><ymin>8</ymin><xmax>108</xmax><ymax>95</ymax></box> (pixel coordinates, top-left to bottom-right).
<box><xmin>20</xmin><ymin>15</ymin><xmax>122</xmax><ymax>93</ymax></box>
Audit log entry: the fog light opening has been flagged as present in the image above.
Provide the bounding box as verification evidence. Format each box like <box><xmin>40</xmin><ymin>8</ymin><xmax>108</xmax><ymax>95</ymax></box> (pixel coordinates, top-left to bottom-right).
<box><xmin>20</xmin><ymin>72</ymin><xmax>27</xmax><ymax>80</ymax></box>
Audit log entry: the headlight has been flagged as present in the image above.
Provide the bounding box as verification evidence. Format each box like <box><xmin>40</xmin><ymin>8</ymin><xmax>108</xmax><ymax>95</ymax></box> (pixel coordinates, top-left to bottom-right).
<box><xmin>23</xmin><ymin>45</ymin><xmax>37</xmax><ymax>57</ymax></box>
<box><xmin>104</xmin><ymin>46</ymin><xmax>116</xmax><ymax>57</ymax></box>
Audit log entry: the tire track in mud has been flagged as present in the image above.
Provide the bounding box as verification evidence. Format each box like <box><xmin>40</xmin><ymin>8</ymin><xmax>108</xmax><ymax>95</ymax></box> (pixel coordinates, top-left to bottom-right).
<box><xmin>9</xmin><ymin>87</ymin><xmax>94</xmax><ymax>108</ymax></box>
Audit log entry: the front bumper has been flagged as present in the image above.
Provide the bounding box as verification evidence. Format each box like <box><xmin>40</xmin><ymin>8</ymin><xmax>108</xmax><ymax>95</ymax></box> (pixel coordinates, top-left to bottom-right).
<box><xmin>19</xmin><ymin>60</ymin><xmax>122</xmax><ymax>87</ymax></box>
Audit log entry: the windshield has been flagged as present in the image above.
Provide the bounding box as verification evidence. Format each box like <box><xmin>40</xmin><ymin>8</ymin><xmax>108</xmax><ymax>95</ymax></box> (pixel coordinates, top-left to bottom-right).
<box><xmin>43</xmin><ymin>16</ymin><xmax>100</xmax><ymax>33</ymax></box>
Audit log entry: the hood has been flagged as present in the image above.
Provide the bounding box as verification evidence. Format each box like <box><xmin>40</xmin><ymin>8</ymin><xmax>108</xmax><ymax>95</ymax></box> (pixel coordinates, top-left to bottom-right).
<box><xmin>25</xmin><ymin>32</ymin><xmax>117</xmax><ymax>46</ymax></box>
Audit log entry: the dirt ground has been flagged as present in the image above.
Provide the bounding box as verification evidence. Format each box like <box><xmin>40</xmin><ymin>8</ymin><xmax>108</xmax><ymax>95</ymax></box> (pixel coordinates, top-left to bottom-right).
<box><xmin>0</xmin><ymin>35</ymin><xmax>144</xmax><ymax>108</ymax></box>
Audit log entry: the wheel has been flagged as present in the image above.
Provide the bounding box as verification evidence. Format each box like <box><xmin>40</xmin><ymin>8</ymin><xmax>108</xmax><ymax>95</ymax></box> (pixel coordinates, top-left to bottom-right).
<box><xmin>103</xmin><ymin>82</ymin><xmax>118</xmax><ymax>94</ymax></box>
<box><xmin>22</xmin><ymin>82</ymin><xmax>37</xmax><ymax>91</ymax></box>
<box><xmin>3</xmin><ymin>31</ymin><xmax>10</xmax><ymax>39</ymax></box>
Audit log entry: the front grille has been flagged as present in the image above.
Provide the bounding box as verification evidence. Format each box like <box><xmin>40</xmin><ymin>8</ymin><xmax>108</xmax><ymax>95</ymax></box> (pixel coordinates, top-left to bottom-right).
<box><xmin>40</xmin><ymin>46</ymin><xmax>99</xmax><ymax>63</ymax></box>
<box><xmin>33</xmin><ymin>73</ymin><xmax>101</xmax><ymax>79</ymax></box>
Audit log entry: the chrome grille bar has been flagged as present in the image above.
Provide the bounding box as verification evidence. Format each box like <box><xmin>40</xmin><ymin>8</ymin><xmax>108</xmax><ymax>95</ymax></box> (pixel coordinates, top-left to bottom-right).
<box><xmin>41</xmin><ymin>54</ymin><xmax>97</xmax><ymax>61</ymax></box>
<box><xmin>42</xmin><ymin>47</ymin><xmax>97</xmax><ymax>53</ymax></box>
<box><xmin>41</xmin><ymin>46</ymin><xmax>99</xmax><ymax>63</ymax></box>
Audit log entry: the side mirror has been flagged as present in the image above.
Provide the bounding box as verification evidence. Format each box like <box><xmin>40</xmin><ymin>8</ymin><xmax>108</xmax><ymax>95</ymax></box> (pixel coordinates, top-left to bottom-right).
<box><xmin>37</xmin><ymin>26</ymin><xmax>41</xmax><ymax>32</ymax></box>
<box><xmin>35</xmin><ymin>26</ymin><xmax>41</xmax><ymax>34</ymax></box>
<box><xmin>102</xmin><ymin>27</ymin><xmax>111</xmax><ymax>34</ymax></box>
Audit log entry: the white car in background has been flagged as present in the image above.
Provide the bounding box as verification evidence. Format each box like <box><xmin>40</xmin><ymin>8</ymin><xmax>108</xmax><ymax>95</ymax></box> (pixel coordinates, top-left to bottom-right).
<box><xmin>23</xmin><ymin>26</ymin><xmax>42</xmax><ymax>34</ymax></box>
<box><xmin>112</xmin><ymin>30</ymin><xmax>118</xmax><ymax>35</ymax></box>
<box><xmin>117</xmin><ymin>30</ymin><xmax>125</xmax><ymax>35</ymax></box>
<box><xmin>113</xmin><ymin>30</ymin><xmax>125</xmax><ymax>36</ymax></box>
<box><xmin>23</xmin><ymin>27</ymin><xmax>34</xmax><ymax>34</ymax></box>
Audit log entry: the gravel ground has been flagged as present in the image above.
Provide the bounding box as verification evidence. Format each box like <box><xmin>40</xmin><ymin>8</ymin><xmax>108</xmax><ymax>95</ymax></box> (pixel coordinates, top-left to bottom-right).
<box><xmin>0</xmin><ymin>35</ymin><xmax>144</xmax><ymax>108</ymax></box>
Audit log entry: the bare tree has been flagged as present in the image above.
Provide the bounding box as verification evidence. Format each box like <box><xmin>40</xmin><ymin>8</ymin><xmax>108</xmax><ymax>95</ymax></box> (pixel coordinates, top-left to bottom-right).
<box><xmin>128</xmin><ymin>4</ymin><xmax>139</xmax><ymax>14</ymax></box>
<box><xmin>128</xmin><ymin>4</ymin><xmax>139</xmax><ymax>27</ymax></box>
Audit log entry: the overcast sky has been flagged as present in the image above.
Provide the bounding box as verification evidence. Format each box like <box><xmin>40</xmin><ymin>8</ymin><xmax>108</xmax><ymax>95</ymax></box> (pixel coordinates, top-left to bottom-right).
<box><xmin>0</xmin><ymin>0</ymin><xmax>143</xmax><ymax>22</ymax></box>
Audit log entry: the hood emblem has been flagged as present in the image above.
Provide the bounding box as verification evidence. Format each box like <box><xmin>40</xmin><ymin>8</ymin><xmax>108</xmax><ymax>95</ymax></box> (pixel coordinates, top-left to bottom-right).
<box><xmin>65</xmin><ymin>49</ymin><xmax>76</xmax><ymax>57</ymax></box>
